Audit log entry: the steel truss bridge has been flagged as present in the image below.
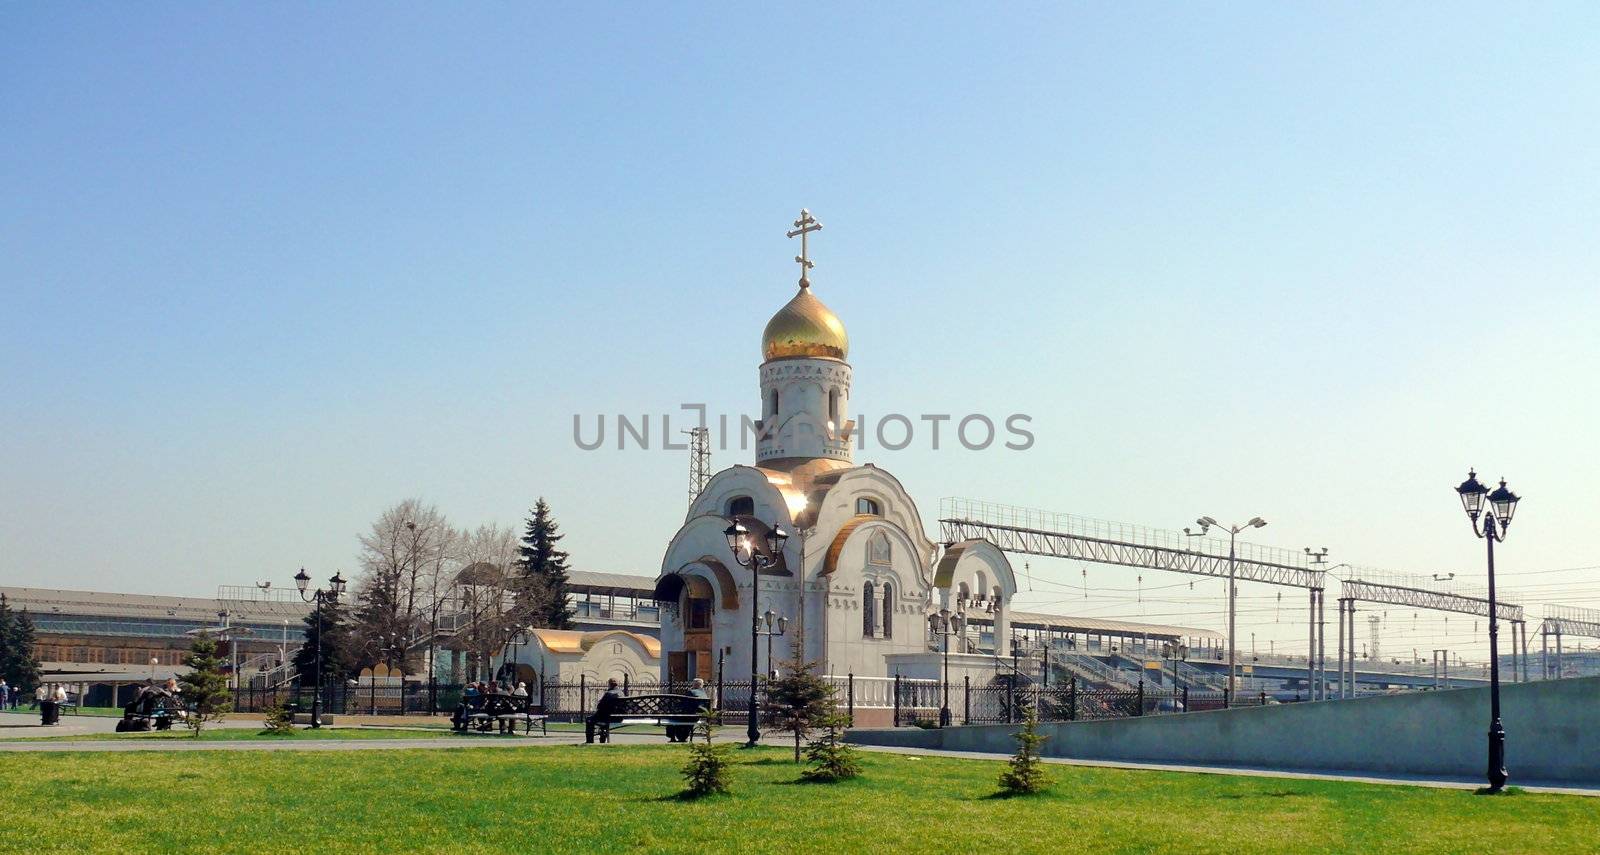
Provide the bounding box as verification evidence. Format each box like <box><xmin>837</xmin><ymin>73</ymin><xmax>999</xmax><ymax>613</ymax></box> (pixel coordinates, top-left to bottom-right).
<box><xmin>939</xmin><ymin>498</ymin><xmax>1331</xmax><ymax>700</ymax></box>
<box><xmin>938</xmin><ymin>498</ymin><xmax>1531</xmax><ymax>701</ymax></box>
<box><xmin>1539</xmin><ymin>604</ymin><xmax>1600</xmax><ymax>679</ymax></box>
<box><xmin>1335</xmin><ymin>571</ymin><xmax>1527</xmax><ymax>696</ymax></box>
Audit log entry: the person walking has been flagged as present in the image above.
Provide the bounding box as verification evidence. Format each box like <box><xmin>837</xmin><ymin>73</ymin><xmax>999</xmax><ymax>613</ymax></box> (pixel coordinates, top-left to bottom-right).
<box><xmin>37</xmin><ymin>683</ymin><xmax>52</xmax><ymax>725</ymax></box>
<box><xmin>0</xmin><ymin>679</ymin><xmax>10</xmax><ymax>711</ymax></box>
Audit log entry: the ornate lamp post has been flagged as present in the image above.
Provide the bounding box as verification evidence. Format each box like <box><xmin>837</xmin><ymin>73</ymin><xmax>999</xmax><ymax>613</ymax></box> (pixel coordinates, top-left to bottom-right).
<box><xmin>1188</xmin><ymin>516</ymin><xmax>1267</xmax><ymax>701</ymax></box>
<box><xmin>293</xmin><ymin>568</ymin><xmax>347</xmax><ymax>729</ymax></box>
<box><xmin>759</xmin><ymin>609</ymin><xmax>788</xmax><ymax>679</ymax></box>
<box><xmin>724</xmin><ymin>520</ymin><xmax>789</xmax><ymax>747</ymax></box>
<box><xmin>1455</xmin><ymin>469</ymin><xmax>1521</xmax><ymax>793</ymax></box>
<box><xmin>928</xmin><ymin>607</ymin><xmax>966</xmax><ymax>727</ymax></box>
<box><xmin>1163</xmin><ymin>641</ymin><xmax>1188</xmax><ymax>699</ymax></box>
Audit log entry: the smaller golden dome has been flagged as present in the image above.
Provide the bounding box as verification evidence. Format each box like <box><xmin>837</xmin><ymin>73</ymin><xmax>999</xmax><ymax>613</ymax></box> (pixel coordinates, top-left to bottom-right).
<box><xmin>762</xmin><ymin>284</ymin><xmax>849</xmax><ymax>361</ymax></box>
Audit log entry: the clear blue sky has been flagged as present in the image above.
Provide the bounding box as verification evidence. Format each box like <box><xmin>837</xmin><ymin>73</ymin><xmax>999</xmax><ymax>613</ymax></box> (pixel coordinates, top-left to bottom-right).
<box><xmin>4</xmin><ymin>5</ymin><xmax>1597</xmax><ymax>657</ymax></box>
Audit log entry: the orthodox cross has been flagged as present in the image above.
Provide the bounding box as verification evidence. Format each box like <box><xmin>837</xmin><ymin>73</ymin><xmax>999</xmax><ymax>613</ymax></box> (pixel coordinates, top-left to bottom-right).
<box><xmin>786</xmin><ymin>208</ymin><xmax>822</xmax><ymax>288</ymax></box>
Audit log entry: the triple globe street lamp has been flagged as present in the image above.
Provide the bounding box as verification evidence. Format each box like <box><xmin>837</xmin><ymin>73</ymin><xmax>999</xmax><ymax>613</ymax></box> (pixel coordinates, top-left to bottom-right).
<box><xmin>1454</xmin><ymin>469</ymin><xmax>1521</xmax><ymax>794</ymax></box>
<box><xmin>293</xmin><ymin>568</ymin><xmax>347</xmax><ymax>729</ymax></box>
<box><xmin>724</xmin><ymin>520</ymin><xmax>789</xmax><ymax>748</ymax></box>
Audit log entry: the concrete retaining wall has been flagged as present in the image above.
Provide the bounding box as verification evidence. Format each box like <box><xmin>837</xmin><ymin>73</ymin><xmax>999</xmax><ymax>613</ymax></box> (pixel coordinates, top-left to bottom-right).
<box><xmin>847</xmin><ymin>676</ymin><xmax>1600</xmax><ymax>784</ymax></box>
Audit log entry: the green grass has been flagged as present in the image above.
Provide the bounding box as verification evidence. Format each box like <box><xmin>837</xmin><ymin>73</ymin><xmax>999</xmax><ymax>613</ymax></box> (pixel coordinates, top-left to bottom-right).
<box><xmin>1</xmin><ymin>745</ymin><xmax>1594</xmax><ymax>854</ymax></box>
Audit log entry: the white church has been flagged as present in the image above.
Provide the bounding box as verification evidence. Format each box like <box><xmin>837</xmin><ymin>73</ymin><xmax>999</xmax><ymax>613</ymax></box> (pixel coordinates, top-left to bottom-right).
<box><xmin>651</xmin><ymin>211</ymin><xmax>1023</xmax><ymax>687</ymax></box>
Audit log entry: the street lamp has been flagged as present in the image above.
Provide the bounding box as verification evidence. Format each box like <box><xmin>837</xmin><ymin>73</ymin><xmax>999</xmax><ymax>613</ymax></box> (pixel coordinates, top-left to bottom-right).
<box><xmin>725</xmin><ymin>520</ymin><xmax>789</xmax><ymax>747</ymax></box>
<box><xmin>759</xmin><ymin>609</ymin><xmax>788</xmax><ymax>680</ymax></box>
<box><xmin>293</xmin><ymin>568</ymin><xmax>347</xmax><ymax>729</ymax></box>
<box><xmin>928</xmin><ymin>608</ymin><xmax>966</xmax><ymax>727</ymax></box>
<box><xmin>1455</xmin><ymin>469</ymin><xmax>1521</xmax><ymax>793</ymax></box>
<box><xmin>1163</xmin><ymin>641</ymin><xmax>1188</xmax><ymax>700</ymax></box>
<box><xmin>1188</xmin><ymin>516</ymin><xmax>1266</xmax><ymax>702</ymax></box>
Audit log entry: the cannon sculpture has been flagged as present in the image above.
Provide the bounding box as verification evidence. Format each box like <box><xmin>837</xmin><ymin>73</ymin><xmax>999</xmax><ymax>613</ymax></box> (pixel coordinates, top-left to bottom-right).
<box><xmin>116</xmin><ymin>685</ymin><xmax>187</xmax><ymax>732</ymax></box>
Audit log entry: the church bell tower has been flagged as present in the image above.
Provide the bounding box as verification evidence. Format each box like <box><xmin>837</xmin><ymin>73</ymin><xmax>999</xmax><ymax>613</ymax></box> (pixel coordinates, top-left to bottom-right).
<box><xmin>756</xmin><ymin>209</ymin><xmax>854</xmax><ymax>471</ymax></box>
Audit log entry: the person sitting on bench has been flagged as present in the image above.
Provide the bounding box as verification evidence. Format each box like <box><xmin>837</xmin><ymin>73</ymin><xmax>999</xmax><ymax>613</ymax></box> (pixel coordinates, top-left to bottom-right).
<box><xmin>584</xmin><ymin>678</ymin><xmax>624</xmax><ymax>744</ymax></box>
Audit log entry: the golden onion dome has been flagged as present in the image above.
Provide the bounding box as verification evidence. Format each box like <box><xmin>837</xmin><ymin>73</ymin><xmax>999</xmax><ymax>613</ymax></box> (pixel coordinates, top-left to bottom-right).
<box><xmin>762</xmin><ymin>283</ymin><xmax>849</xmax><ymax>361</ymax></box>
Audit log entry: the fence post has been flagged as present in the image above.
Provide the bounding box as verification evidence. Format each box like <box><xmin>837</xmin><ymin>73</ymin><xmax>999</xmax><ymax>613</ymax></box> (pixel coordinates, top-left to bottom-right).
<box><xmin>623</xmin><ymin>673</ymin><xmax>630</xmax><ymax>695</ymax></box>
<box><xmin>1068</xmin><ymin>676</ymin><xmax>1077</xmax><ymax>721</ymax></box>
<box><xmin>963</xmin><ymin>675</ymin><xmax>971</xmax><ymax>725</ymax></box>
<box><xmin>715</xmin><ymin>655</ymin><xmax>724</xmax><ymax>723</ymax></box>
<box><xmin>1136</xmin><ymin>679</ymin><xmax>1144</xmax><ymax>716</ymax></box>
<box><xmin>847</xmin><ymin>673</ymin><xmax>854</xmax><ymax>726</ymax></box>
<box><xmin>1260</xmin><ymin>690</ymin><xmax>1267</xmax><ymax>707</ymax></box>
<box><xmin>1182</xmin><ymin>686</ymin><xmax>1188</xmax><ymax>713</ymax></box>
<box><xmin>579</xmin><ymin>674</ymin><xmax>587</xmax><ymax>716</ymax></box>
<box><xmin>893</xmin><ymin>674</ymin><xmax>902</xmax><ymax>727</ymax></box>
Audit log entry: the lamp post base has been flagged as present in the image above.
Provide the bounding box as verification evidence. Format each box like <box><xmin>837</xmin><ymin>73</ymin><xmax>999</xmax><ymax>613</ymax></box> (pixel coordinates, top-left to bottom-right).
<box><xmin>1486</xmin><ymin>719</ymin><xmax>1508</xmax><ymax>792</ymax></box>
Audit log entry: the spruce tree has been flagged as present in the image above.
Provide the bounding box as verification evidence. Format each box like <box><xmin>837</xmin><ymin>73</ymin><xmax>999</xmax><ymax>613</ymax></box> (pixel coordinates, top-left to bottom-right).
<box><xmin>293</xmin><ymin>597</ymin><xmax>356</xmax><ymax>688</ymax></box>
<box><xmin>518</xmin><ymin>498</ymin><xmax>574</xmax><ymax>629</ymax></box>
<box><xmin>802</xmin><ymin>708</ymin><xmax>862</xmax><ymax>782</ymax></box>
<box><xmin>767</xmin><ymin>646</ymin><xmax>836</xmax><ymax>763</ymax></box>
<box><xmin>997</xmin><ymin>704</ymin><xmax>1052</xmax><ymax>795</ymax></box>
<box><xmin>178</xmin><ymin>631</ymin><xmax>232</xmax><ymax>737</ymax></box>
<box><xmin>0</xmin><ymin>595</ymin><xmax>42</xmax><ymax>695</ymax></box>
<box><xmin>679</xmin><ymin>709</ymin><xmax>734</xmax><ymax>798</ymax></box>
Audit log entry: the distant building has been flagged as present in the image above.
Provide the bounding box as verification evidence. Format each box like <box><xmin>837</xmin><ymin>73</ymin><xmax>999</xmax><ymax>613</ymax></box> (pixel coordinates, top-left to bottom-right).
<box><xmin>0</xmin><ymin>585</ymin><xmax>308</xmax><ymax>706</ymax></box>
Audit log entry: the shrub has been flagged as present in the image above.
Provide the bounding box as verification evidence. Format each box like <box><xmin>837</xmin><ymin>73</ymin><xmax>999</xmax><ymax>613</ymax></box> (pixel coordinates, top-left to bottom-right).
<box><xmin>802</xmin><ymin>710</ymin><xmax>862</xmax><ymax>782</ymax></box>
<box><xmin>997</xmin><ymin>705</ymin><xmax>1052</xmax><ymax>795</ymax></box>
<box><xmin>261</xmin><ymin>703</ymin><xmax>295</xmax><ymax>735</ymax></box>
<box><xmin>680</xmin><ymin>710</ymin><xmax>733</xmax><ymax>798</ymax></box>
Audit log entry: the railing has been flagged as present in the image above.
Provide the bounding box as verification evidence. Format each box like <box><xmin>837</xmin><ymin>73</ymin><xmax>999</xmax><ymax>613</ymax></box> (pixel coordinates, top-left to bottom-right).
<box><xmin>888</xmin><ymin>677</ymin><xmax>1279</xmax><ymax>726</ymax></box>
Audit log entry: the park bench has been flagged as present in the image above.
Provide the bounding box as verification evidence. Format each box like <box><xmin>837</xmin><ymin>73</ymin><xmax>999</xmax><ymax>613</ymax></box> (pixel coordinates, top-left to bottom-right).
<box><xmin>589</xmin><ymin>693</ymin><xmax>709</xmax><ymax>743</ymax></box>
<box><xmin>115</xmin><ymin>686</ymin><xmax>187</xmax><ymax>732</ymax></box>
<box><xmin>453</xmin><ymin>694</ymin><xmax>548</xmax><ymax>736</ymax></box>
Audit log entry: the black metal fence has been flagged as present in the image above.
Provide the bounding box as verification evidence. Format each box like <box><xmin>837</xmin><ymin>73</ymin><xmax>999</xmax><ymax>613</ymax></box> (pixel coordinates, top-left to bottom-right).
<box><xmin>889</xmin><ymin>677</ymin><xmax>1275</xmax><ymax>727</ymax></box>
<box><xmin>232</xmin><ymin>675</ymin><xmax>1274</xmax><ymax>727</ymax></box>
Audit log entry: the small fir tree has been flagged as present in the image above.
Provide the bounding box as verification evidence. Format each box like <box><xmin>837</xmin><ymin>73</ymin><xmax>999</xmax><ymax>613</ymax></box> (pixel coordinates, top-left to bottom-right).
<box><xmin>178</xmin><ymin>631</ymin><xmax>232</xmax><ymax>737</ymax></box>
<box><xmin>261</xmin><ymin>703</ymin><xmax>296</xmax><ymax>735</ymax></box>
<box><xmin>518</xmin><ymin>498</ymin><xmax>574</xmax><ymax>629</ymax></box>
<box><xmin>802</xmin><ymin>708</ymin><xmax>862</xmax><ymax>782</ymax></box>
<box><xmin>680</xmin><ymin>709</ymin><xmax>733</xmax><ymax>798</ymax></box>
<box><xmin>997</xmin><ymin>704</ymin><xmax>1052</xmax><ymax>795</ymax></box>
<box><xmin>766</xmin><ymin>647</ymin><xmax>836</xmax><ymax>763</ymax></box>
<box><xmin>0</xmin><ymin>595</ymin><xmax>43</xmax><ymax>695</ymax></box>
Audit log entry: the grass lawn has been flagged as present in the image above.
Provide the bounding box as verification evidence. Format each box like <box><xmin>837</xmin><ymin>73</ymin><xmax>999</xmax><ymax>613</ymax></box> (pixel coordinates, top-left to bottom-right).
<box><xmin>3</xmin><ymin>744</ymin><xmax>1595</xmax><ymax>854</ymax></box>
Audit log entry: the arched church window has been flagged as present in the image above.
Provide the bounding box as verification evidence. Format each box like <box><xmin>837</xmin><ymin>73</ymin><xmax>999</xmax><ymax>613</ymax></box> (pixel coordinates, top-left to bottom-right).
<box><xmin>769</xmin><ymin>389</ymin><xmax>779</xmax><ymax>417</ymax></box>
<box><xmin>727</xmin><ymin>496</ymin><xmax>754</xmax><ymax>517</ymax></box>
<box><xmin>828</xmin><ymin>388</ymin><xmax>840</xmax><ymax>423</ymax></box>
<box><xmin>868</xmin><ymin>532</ymin><xmax>891</xmax><ymax>565</ymax></box>
<box><xmin>685</xmin><ymin>576</ymin><xmax>713</xmax><ymax>631</ymax></box>
<box><xmin>881</xmin><ymin>582</ymin><xmax>893</xmax><ymax>639</ymax></box>
<box><xmin>863</xmin><ymin>582</ymin><xmax>876</xmax><ymax>638</ymax></box>
<box><xmin>958</xmin><ymin>582</ymin><xmax>970</xmax><ymax>604</ymax></box>
<box><xmin>857</xmin><ymin>497</ymin><xmax>881</xmax><ymax>516</ymax></box>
